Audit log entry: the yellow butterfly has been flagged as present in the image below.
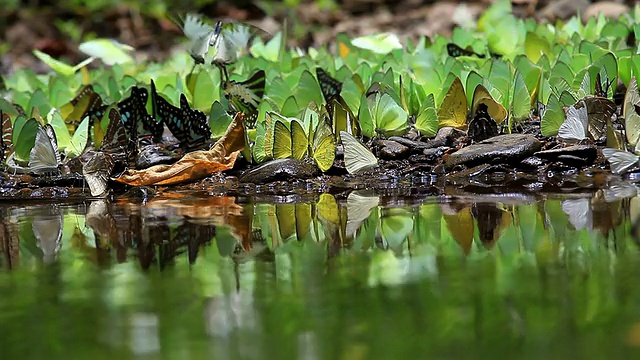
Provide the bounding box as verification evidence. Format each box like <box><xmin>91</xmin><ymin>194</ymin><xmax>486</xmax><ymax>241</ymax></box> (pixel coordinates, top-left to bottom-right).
<box><xmin>273</xmin><ymin>119</ymin><xmax>309</xmax><ymax>160</ymax></box>
<box><xmin>437</xmin><ymin>77</ymin><xmax>507</xmax><ymax>129</ymax></box>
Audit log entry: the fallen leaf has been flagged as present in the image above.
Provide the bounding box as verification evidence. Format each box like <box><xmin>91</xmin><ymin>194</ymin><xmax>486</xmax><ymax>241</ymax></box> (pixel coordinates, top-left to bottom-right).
<box><xmin>114</xmin><ymin>114</ymin><xmax>246</xmax><ymax>186</ymax></box>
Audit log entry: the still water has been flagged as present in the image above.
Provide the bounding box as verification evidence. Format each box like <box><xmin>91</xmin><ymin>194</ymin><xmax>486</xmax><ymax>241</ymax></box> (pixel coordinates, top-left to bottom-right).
<box><xmin>2</xmin><ymin>184</ymin><xmax>640</xmax><ymax>359</ymax></box>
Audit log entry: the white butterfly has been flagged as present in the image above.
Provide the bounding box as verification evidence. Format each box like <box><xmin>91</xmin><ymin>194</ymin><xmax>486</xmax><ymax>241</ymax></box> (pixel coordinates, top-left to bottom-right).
<box><xmin>28</xmin><ymin>124</ymin><xmax>62</xmax><ymax>174</ymax></box>
<box><xmin>624</xmin><ymin>77</ymin><xmax>640</xmax><ymax>153</ymax></box>
<box><xmin>558</xmin><ymin>100</ymin><xmax>588</xmax><ymax>141</ymax></box>
<box><xmin>340</xmin><ymin>131</ymin><xmax>378</xmax><ymax>174</ymax></box>
<box><xmin>179</xmin><ymin>13</ymin><xmax>217</xmax><ymax>64</ymax></box>
<box><xmin>602</xmin><ymin>148</ymin><xmax>640</xmax><ymax>174</ymax></box>
<box><xmin>210</xmin><ymin>21</ymin><xmax>253</xmax><ymax>67</ymax></box>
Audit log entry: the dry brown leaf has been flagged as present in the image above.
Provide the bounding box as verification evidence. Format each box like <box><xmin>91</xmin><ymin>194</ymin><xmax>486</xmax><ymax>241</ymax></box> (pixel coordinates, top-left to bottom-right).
<box><xmin>114</xmin><ymin>113</ymin><xmax>246</xmax><ymax>186</ymax></box>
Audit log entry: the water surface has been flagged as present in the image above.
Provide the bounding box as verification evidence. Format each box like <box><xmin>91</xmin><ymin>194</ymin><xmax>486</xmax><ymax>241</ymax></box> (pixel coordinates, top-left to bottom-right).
<box><xmin>2</xmin><ymin>185</ymin><xmax>640</xmax><ymax>359</ymax></box>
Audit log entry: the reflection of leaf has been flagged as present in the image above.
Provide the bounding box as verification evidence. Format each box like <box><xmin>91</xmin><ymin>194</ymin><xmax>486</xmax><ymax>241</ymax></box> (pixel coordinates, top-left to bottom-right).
<box><xmin>114</xmin><ymin>114</ymin><xmax>245</xmax><ymax>186</ymax></box>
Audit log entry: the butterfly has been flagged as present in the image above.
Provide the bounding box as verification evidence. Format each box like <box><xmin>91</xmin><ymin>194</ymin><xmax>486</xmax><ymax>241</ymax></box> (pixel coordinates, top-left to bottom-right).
<box><xmin>210</xmin><ymin>20</ymin><xmax>262</xmax><ymax>82</ymax></box>
<box><xmin>311</xmin><ymin>117</ymin><xmax>337</xmax><ymax>172</ymax></box>
<box><xmin>558</xmin><ymin>100</ymin><xmax>589</xmax><ymax>141</ymax></box>
<box><xmin>1</xmin><ymin>110</ymin><xmax>13</xmax><ymax>166</ymax></box>
<box><xmin>602</xmin><ymin>148</ymin><xmax>640</xmax><ymax>175</ymax></box>
<box><xmin>28</xmin><ymin>124</ymin><xmax>62</xmax><ymax>175</ymax></box>
<box><xmin>272</xmin><ymin>119</ymin><xmax>309</xmax><ymax>161</ymax></box>
<box><xmin>60</xmin><ymin>84</ymin><xmax>103</xmax><ymax>134</ymax></box>
<box><xmin>467</xmin><ymin>103</ymin><xmax>498</xmax><ymax>142</ymax></box>
<box><xmin>83</xmin><ymin>151</ymin><xmax>115</xmax><ymax>197</ymax></box>
<box><xmin>340</xmin><ymin>130</ymin><xmax>377</xmax><ymax>174</ymax></box>
<box><xmin>90</xmin><ymin>86</ymin><xmax>163</xmax><ymax>142</ymax></box>
<box><xmin>625</xmin><ymin>77</ymin><xmax>640</xmax><ymax>153</ymax></box>
<box><xmin>224</xmin><ymin>70</ymin><xmax>265</xmax><ymax>128</ymax></box>
<box><xmin>437</xmin><ymin>77</ymin><xmax>507</xmax><ymax>130</ymax></box>
<box><xmin>316</xmin><ymin>67</ymin><xmax>342</xmax><ymax>103</ymax></box>
<box><xmin>446</xmin><ymin>43</ymin><xmax>486</xmax><ymax>58</ymax></box>
<box><xmin>178</xmin><ymin>94</ymin><xmax>211</xmax><ymax>151</ymax></box>
<box><xmin>174</xmin><ymin>13</ymin><xmax>217</xmax><ymax>65</ymax></box>
<box><xmin>83</xmin><ymin>108</ymin><xmax>131</xmax><ymax>196</ymax></box>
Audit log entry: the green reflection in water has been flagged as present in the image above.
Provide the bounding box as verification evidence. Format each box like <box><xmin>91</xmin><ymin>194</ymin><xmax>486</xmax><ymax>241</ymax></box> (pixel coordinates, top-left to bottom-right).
<box><xmin>1</xmin><ymin>187</ymin><xmax>640</xmax><ymax>359</ymax></box>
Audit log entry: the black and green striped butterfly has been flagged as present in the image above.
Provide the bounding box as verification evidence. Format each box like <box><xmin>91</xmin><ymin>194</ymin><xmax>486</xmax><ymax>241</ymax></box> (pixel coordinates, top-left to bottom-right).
<box><xmin>1</xmin><ymin>110</ymin><xmax>13</xmax><ymax>166</ymax></box>
<box><xmin>224</xmin><ymin>70</ymin><xmax>265</xmax><ymax>128</ymax></box>
<box><xmin>446</xmin><ymin>43</ymin><xmax>486</xmax><ymax>58</ymax></box>
<box><xmin>150</xmin><ymin>81</ymin><xmax>210</xmax><ymax>151</ymax></box>
<box><xmin>61</xmin><ymin>85</ymin><xmax>103</xmax><ymax>134</ymax></box>
<box><xmin>316</xmin><ymin>67</ymin><xmax>342</xmax><ymax>103</ymax></box>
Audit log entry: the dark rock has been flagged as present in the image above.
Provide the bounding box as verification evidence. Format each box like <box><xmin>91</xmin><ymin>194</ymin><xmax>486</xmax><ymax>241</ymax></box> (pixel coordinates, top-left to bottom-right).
<box><xmin>239</xmin><ymin>158</ymin><xmax>319</xmax><ymax>184</ymax></box>
<box><xmin>445</xmin><ymin>134</ymin><xmax>542</xmax><ymax>170</ymax></box>
<box><xmin>423</xmin><ymin>146</ymin><xmax>446</xmax><ymax>158</ymax></box>
<box><xmin>388</xmin><ymin>136</ymin><xmax>431</xmax><ymax>150</ymax></box>
<box><xmin>377</xmin><ymin>140</ymin><xmax>410</xmax><ymax>160</ymax></box>
<box><xmin>534</xmin><ymin>145</ymin><xmax>598</xmax><ymax>164</ymax></box>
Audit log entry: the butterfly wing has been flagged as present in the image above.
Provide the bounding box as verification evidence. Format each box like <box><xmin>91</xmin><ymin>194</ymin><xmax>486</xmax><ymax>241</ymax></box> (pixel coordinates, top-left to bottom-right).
<box><xmin>471</xmin><ymin>84</ymin><xmax>507</xmax><ymax>123</ymax></box>
<box><xmin>179</xmin><ymin>94</ymin><xmax>211</xmax><ymax>151</ymax></box>
<box><xmin>583</xmin><ymin>95</ymin><xmax>616</xmax><ymax>141</ymax></box>
<box><xmin>100</xmin><ymin>107</ymin><xmax>130</xmax><ymax>156</ymax></box>
<box><xmin>291</xmin><ymin>119</ymin><xmax>309</xmax><ymax>160</ymax></box>
<box><xmin>437</xmin><ymin>77</ymin><xmax>468</xmax><ymax>129</ymax></box>
<box><xmin>625</xmin><ymin>78</ymin><xmax>640</xmax><ymax>151</ymax></box>
<box><xmin>447</xmin><ymin>43</ymin><xmax>485</xmax><ymax>58</ymax></box>
<box><xmin>273</xmin><ymin>120</ymin><xmax>293</xmax><ymax>159</ymax></box>
<box><xmin>83</xmin><ymin>151</ymin><xmax>115</xmax><ymax>197</ymax></box>
<box><xmin>340</xmin><ymin>130</ymin><xmax>377</xmax><ymax>174</ymax></box>
<box><xmin>558</xmin><ymin>100</ymin><xmax>588</xmax><ymax>141</ymax></box>
<box><xmin>1</xmin><ymin>111</ymin><xmax>13</xmax><ymax>164</ymax></box>
<box><xmin>316</xmin><ymin>67</ymin><xmax>342</xmax><ymax>102</ymax></box>
<box><xmin>312</xmin><ymin>118</ymin><xmax>336</xmax><ymax>172</ymax></box>
<box><xmin>602</xmin><ymin>148</ymin><xmax>640</xmax><ymax>174</ymax></box>
<box><xmin>28</xmin><ymin>124</ymin><xmax>61</xmax><ymax>172</ymax></box>
<box><xmin>224</xmin><ymin>70</ymin><xmax>265</xmax><ymax>127</ymax></box>
<box><xmin>180</xmin><ymin>13</ymin><xmax>215</xmax><ymax>63</ymax></box>
<box><xmin>61</xmin><ymin>85</ymin><xmax>103</xmax><ymax>133</ymax></box>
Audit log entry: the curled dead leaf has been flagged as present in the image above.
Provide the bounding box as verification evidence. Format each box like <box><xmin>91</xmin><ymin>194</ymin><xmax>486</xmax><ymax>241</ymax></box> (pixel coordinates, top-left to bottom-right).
<box><xmin>114</xmin><ymin>113</ymin><xmax>246</xmax><ymax>186</ymax></box>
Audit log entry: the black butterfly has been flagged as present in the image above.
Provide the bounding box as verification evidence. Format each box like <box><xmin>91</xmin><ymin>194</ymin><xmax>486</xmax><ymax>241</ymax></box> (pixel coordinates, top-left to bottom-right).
<box><xmin>446</xmin><ymin>43</ymin><xmax>486</xmax><ymax>58</ymax></box>
<box><xmin>101</xmin><ymin>107</ymin><xmax>132</xmax><ymax>158</ymax></box>
<box><xmin>316</xmin><ymin>67</ymin><xmax>342</xmax><ymax>103</ymax></box>
<box><xmin>224</xmin><ymin>70</ymin><xmax>265</xmax><ymax>128</ymax></box>
<box><xmin>151</xmin><ymin>80</ymin><xmax>210</xmax><ymax>151</ymax></box>
<box><xmin>467</xmin><ymin>103</ymin><xmax>498</xmax><ymax>143</ymax></box>
<box><xmin>178</xmin><ymin>94</ymin><xmax>211</xmax><ymax>151</ymax></box>
<box><xmin>0</xmin><ymin>110</ymin><xmax>13</xmax><ymax>166</ymax></box>
<box><xmin>594</xmin><ymin>72</ymin><xmax>614</xmax><ymax>98</ymax></box>
<box><xmin>90</xmin><ymin>87</ymin><xmax>163</xmax><ymax>143</ymax></box>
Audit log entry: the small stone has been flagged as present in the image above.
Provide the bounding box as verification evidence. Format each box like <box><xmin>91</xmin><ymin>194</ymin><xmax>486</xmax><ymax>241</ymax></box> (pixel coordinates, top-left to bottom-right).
<box><xmin>377</xmin><ymin>140</ymin><xmax>410</xmax><ymax>160</ymax></box>
<box><xmin>445</xmin><ymin>134</ymin><xmax>542</xmax><ymax>170</ymax></box>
